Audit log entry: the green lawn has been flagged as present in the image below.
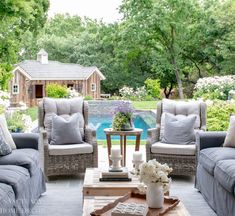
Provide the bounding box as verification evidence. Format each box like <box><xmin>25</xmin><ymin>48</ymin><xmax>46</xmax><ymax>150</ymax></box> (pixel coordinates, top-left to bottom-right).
<box><xmin>98</xmin><ymin>139</ymin><xmax>146</xmax><ymax>146</ymax></box>
<box><xmin>24</xmin><ymin>107</ymin><xmax>38</xmax><ymax>121</ymax></box>
<box><xmin>132</xmin><ymin>100</ymin><xmax>157</xmax><ymax>110</ymax></box>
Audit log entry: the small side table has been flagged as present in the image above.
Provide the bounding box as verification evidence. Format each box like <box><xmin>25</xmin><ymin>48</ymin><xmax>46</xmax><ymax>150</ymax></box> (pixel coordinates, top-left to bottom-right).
<box><xmin>104</xmin><ymin>128</ymin><xmax>143</xmax><ymax>166</ymax></box>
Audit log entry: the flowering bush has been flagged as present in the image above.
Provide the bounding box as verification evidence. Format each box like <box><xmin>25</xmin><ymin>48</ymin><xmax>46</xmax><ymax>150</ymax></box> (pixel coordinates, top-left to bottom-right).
<box><xmin>137</xmin><ymin>159</ymin><xmax>172</xmax><ymax>193</ymax></box>
<box><xmin>119</xmin><ymin>86</ymin><xmax>151</xmax><ymax>101</ymax></box>
<box><xmin>194</xmin><ymin>75</ymin><xmax>235</xmax><ymax>100</ymax></box>
<box><xmin>112</xmin><ymin>101</ymin><xmax>134</xmax><ymax>131</ymax></box>
<box><xmin>119</xmin><ymin>86</ymin><xmax>135</xmax><ymax>99</ymax></box>
<box><xmin>67</xmin><ymin>88</ymin><xmax>81</xmax><ymax>98</ymax></box>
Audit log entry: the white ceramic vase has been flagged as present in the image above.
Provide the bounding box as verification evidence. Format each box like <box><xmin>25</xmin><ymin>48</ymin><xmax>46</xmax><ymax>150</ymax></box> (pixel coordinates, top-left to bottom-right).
<box><xmin>146</xmin><ymin>183</ymin><xmax>164</xmax><ymax>208</ymax></box>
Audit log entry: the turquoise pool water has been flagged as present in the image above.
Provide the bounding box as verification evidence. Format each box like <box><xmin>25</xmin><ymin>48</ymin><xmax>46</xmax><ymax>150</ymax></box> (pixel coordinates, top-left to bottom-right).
<box><xmin>88</xmin><ymin>112</ymin><xmax>156</xmax><ymax>140</ymax></box>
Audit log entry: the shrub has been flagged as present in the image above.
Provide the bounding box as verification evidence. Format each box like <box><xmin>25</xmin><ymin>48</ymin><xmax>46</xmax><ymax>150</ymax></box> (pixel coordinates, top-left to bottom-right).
<box><xmin>46</xmin><ymin>84</ymin><xmax>68</xmax><ymax>98</ymax></box>
<box><xmin>194</xmin><ymin>75</ymin><xmax>235</xmax><ymax>100</ymax></box>
<box><xmin>144</xmin><ymin>79</ymin><xmax>161</xmax><ymax>99</ymax></box>
<box><xmin>119</xmin><ymin>86</ymin><xmax>135</xmax><ymax>99</ymax></box>
<box><xmin>119</xmin><ymin>86</ymin><xmax>151</xmax><ymax>101</ymax></box>
<box><xmin>207</xmin><ymin>101</ymin><xmax>235</xmax><ymax>131</ymax></box>
<box><xmin>84</xmin><ymin>95</ymin><xmax>93</xmax><ymax>100</ymax></box>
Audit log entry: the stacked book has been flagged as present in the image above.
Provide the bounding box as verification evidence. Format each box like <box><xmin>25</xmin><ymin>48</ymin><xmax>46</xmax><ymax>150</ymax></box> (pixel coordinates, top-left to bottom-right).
<box><xmin>100</xmin><ymin>168</ymin><xmax>131</xmax><ymax>182</ymax></box>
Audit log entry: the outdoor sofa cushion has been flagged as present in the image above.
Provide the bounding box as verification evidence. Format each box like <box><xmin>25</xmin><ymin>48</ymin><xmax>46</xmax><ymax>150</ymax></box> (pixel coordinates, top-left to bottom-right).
<box><xmin>43</xmin><ymin>97</ymin><xmax>85</xmax><ymax>141</ymax></box>
<box><xmin>199</xmin><ymin>147</ymin><xmax>235</xmax><ymax>175</ymax></box>
<box><xmin>0</xmin><ymin>183</ymin><xmax>15</xmax><ymax>216</ymax></box>
<box><xmin>224</xmin><ymin>115</ymin><xmax>235</xmax><ymax>147</ymax></box>
<box><xmin>160</xmin><ymin>99</ymin><xmax>201</xmax><ymax>140</ymax></box>
<box><xmin>162</xmin><ymin>113</ymin><xmax>196</xmax><ymax>144</ymax></box>
<box><xmin>214</xmin><ymin>159</ymin><xmax>235</xmax><ymax>194</ymax></box>
<box><xmin>50</xmin><ymin>113</ymin><xmax>83</xmax><ymax>145</ymax></box>
<box><xmin>0</xmin><ymin>127</ymin><xmax>12</xmax><ymax>156</ymax></box>
<box><xmin>0</xmin><ymin>149</ymin><xmax>40</xmax><ymax>176</ymax></box>
<box><xmin>0</xmin><ymin>165</ymin><xmax>30</xmax><ymax>215</ymax></box>
<box><xmin>0</xmin><ymin>114</ymin><xmax>16</xmax><ymax>150</ymax></box>
<box><xmin>151</xmin><ymin>142</ymin><xmax>196</xmax><ymax>155</ymax></box>
<box><xmin>48</xmin><ymin>143</ymin><xmax>93</xmax><ymax>155</ymax></box>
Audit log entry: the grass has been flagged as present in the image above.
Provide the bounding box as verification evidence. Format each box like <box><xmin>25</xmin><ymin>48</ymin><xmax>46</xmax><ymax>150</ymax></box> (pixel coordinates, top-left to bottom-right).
<box><xmin>132</xmin><ymin>100</ymin><xmax>157</xmax><ymax>110</ymax></box>
<box><xmin>24</xmin><ymin>107</ymin><xmax>38</xmax><ymax>121</ymax></box>
<box><xmin>97</xmin><ymin>139</ymin><xmax>146</xmax><ymax>146</ymax></box>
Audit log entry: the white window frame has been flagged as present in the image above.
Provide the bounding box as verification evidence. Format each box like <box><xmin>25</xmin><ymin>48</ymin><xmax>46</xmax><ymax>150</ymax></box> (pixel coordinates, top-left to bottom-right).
<box><xmin>91</xmin><ymin>83</ymin><xmax>96</xmax><ymax>92</ymax></box>
<box><xmin>12</xmin><ymin>84</ymin><xmax>19</xmax><ymax>94</ymax></box>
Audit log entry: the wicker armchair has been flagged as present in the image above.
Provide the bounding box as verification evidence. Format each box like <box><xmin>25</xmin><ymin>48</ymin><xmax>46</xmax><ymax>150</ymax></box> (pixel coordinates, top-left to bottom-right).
<box><xmin>146</xmin><ymin>99</ymin><xmax>207</xmax><ymax>176</ymax></box>
<box><xmin>38</xmin><ymin>97</ymin><xmax>98</xmax><ymax>178</ymax></box>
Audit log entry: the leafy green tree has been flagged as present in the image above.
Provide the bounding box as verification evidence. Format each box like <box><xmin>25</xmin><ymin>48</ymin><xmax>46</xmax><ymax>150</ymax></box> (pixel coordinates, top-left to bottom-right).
<box><xmin>119</xmin><ymin>0</ymin><xmax>235</xmax><ymax>98</ymax></box>
<box><xmin>0</xmin><ymin>0</ymin><xmax>49</xmax><ymax>89</ymax></box>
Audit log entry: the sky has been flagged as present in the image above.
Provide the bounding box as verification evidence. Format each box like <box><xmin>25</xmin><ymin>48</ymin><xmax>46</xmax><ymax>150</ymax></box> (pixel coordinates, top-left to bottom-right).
<box><xmin>48</xmin><ymin>0</ymin><xmax>123</xmax><ymax>23</ymax></box>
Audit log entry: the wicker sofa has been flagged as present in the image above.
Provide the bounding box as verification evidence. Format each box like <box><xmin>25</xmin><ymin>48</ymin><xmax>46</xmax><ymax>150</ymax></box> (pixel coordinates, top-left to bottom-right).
<box><xmin>38</xmin><ymin>97</ymin><xmax>98</xmax><ymax>178</ymax></box>
<box><xmin>146</xmin><ymin>99</ymin><xmax>207</xmax><ymax>176</ymax></box>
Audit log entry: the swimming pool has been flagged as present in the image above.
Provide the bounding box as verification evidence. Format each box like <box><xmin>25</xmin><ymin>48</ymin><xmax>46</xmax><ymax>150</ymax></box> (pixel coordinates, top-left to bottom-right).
<box><xmin>88</xmin><ymin>111</ymin><xmax>156</xmax><ymax>140</ymax></box>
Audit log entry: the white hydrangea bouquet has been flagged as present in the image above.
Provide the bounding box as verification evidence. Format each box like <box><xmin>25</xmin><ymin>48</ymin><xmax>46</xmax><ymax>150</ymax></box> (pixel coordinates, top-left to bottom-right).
<box><xmin>137</xmin><ymin>159</ymin><xmax>173</xmax><ymax>193</ymax></box>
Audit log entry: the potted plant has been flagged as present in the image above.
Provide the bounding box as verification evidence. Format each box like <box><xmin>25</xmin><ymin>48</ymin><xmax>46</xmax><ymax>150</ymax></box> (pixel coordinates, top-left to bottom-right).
<box><xmin>136</xmin><ymin>159</ymin><xmax>172</xmax><ymax>208</ymax></box>
<box><xmin>7</xmin><ymin>112</ymin><xmax>25</xmax><ymax>133</ymax></box>
<box><xmin>112</xmin><ymin>101</ymin><xmax>134</xmax><ymax>131</ymax></box>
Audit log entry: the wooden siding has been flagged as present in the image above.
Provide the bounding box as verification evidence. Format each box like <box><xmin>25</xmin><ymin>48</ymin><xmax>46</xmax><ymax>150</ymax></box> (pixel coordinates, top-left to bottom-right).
<box><xmin>87</xmin><ymin>72</ymin><xmax>101</xmax><ymax>99</ymax></box>
<box><xmin>10</xmin><ymin>69</ymin><xmax>102</xmax><ymax>107</ymax></box>
<box><xmin>10</xmin><ymin>70</ymin><xmax>30</xmax><ymax>106</ymax></box>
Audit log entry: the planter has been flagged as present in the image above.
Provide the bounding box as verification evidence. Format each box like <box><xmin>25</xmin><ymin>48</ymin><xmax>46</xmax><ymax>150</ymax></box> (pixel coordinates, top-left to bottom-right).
<box><xmin>146</xmin><ymin>183</ymin><xmax>164</xmax><ymax>208</ymax></box>
<box><xmin>120</xmin><ymin>118</ymin><xmax>134</xmax><ymax>131</ymax></box>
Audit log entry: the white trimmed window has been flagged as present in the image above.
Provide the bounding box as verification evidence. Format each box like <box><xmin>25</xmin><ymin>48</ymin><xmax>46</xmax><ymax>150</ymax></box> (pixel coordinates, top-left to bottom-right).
<box><xmin>12</xmin><ymin>84</ymin><xmax>19</xmax><ymax>94</ymax></box>
<box><xmin>91</xmin><ymin>83</ymin><xmax>96</xmax><ymax>92</ymax></box>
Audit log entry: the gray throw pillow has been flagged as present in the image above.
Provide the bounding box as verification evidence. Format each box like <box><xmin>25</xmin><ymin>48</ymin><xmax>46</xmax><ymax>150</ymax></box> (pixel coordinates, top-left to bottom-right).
<box><xmin>0</xmin><ymin>128</ymin><xmax>12</xmax><ymax>156</ymax></box>
<box><xmin>50</xmin><ymin>113</ymin><xmax>83</xmax><ymax>145</ymax></box>
<box><xmin>223</xmin><ymin>115</ymin><xmax>235</xmax><ymax>147</ymax></box>
<box><xmin>162</xmin><ymin>113</ymin><xmax>197</xmax><ymax>144</ymax></box>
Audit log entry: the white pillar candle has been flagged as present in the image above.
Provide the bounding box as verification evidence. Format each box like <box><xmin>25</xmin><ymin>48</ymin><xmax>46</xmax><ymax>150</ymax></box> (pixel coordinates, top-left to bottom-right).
<box><xmin>111</xmin><ymin>148</ymin><xmax>120</xmax><ymax>157</ymax></box>
<box><xmin>133</xmin><ymin>152</ymin><xmax>142</xmax><ymax>161</ymax></box>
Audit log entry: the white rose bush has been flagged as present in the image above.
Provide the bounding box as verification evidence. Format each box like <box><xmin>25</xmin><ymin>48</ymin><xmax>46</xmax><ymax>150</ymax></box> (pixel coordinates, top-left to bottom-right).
<box><xmin>194</xmin><ymin>75</ymin><xmax>235</xmax><ymax>100</ymax></box>
<box><xmin>137</xmin><ymin>159</ymin><xmax>173</xmax><ymax>193</ymax></box>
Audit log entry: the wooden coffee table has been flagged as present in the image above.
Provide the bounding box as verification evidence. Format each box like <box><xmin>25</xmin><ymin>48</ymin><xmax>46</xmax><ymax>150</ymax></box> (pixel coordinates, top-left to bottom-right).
<box><xmin>83</xmin><ymin>168</ymin><xmax>140</xmax><ymax>197</ymax></box>
<box><xmin>82</xmin><ymin>196</ymin><xmax>190</xmax><ymax>216</ymax></box>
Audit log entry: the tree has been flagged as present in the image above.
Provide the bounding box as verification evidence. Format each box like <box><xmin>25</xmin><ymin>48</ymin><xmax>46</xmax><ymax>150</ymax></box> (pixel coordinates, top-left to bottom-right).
<box><xmin>119</xmin><ymin>0</ymin><xmax>235</xmax><ymax>98</ymax></box>
<box><xmin>0</xmin><ymin>0</ymin><xmax>49</xmax><ymax>89</ymax></box>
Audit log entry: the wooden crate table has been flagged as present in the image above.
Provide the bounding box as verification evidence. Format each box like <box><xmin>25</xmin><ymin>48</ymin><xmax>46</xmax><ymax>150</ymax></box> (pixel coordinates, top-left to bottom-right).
<box><xmin>83</xmin><ymin>168</ymin><xmax>141</xmax><ymax>197</ymax></box>
<box><xmin>82</xmin><ymin>196</ymin><xmax>190</xmax><ymax>216</ymax></box>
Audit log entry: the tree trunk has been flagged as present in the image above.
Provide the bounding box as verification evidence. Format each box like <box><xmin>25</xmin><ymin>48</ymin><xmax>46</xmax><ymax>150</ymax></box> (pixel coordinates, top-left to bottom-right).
<box><xmin>164</xmin><ymin>83</ymin><xmax>173</xmax><ymax>98</ymax></box>
<box><xmin>169</xmin><ymin>25</ymin><xmax>184</xmax><ymax>99</ymax></box>
<box><xmin>175</xmin><ymin>68</ymin><xmax>184</xmax><ymax>99</ymax></box>
<box><xmin>170</xmin><ymin>56</ymin><xmax>184</xmax><ymax>99</ymax></box>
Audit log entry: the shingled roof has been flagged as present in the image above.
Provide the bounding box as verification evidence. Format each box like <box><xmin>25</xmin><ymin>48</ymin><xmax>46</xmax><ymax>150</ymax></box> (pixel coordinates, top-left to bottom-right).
<box><xmin>14</xmin><ymin>60</ymin><xmax>105</xmax><ymax>80</ymax></box>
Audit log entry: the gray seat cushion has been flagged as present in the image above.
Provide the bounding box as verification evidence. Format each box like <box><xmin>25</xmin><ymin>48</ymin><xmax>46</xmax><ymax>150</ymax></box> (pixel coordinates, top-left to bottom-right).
<box><xmin>214</xmin><ymin>160</ymin><xmax>235</xmax><ymax>194</ymax></box>
<box><xmin>0</xmin><ymin>183</ymin><xmax>15</xmax><ymax>216</ymax></box>
<box><xmin>199</xmin><ymin>147</ymin><xmax>235</xmax><ymax>175</ymax></box>
<box><xmin>0</xmin><ymin>149</ymin><xmax>40</xmax><ymax>175</ymax></box>
<box><xmin>151</xmin><ymin>142</ymin><xmax>196</xmax><ymax>155</ymax></box>
<box><xmin>49</xmin><ymin>143</ymin><xmax>93</xmax><ymax>155</ymax></box>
